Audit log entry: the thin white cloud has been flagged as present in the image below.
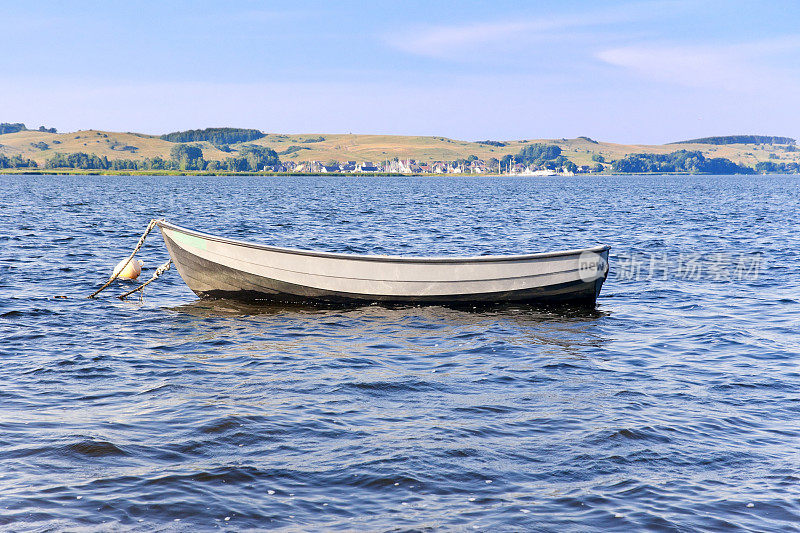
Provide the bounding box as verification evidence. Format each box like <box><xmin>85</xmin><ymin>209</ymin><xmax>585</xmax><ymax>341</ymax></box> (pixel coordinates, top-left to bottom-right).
<box><xmin>596</xmin><ymin>36</ymin><xmax>800</xmax><ymax>93</ymax></box>
<box><xmin>385</xmin><ymin>1</ymin><xmax>687</xmax><ymax>59</ymax></box>
<box><xmin>388</xmin><ymin>18</ymin><xmax>571</xmax><ymax>58</ymax></box>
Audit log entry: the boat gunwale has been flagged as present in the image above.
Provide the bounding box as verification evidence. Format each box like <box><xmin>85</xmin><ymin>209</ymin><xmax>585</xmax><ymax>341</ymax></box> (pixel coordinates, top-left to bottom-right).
<box><xmin>158</xmin><ymin>220</ymin><xmax>611</xmax><ymax>264</ymax></box>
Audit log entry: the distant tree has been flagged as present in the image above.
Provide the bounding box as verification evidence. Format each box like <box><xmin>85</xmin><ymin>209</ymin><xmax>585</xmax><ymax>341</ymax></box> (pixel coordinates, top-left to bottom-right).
<box><xmin>755</xmin><ymin>161</ymin><xmax>799</xmax><ymax>173</ymax></box>
<box><xmin>611</xmin><ymin>150</ymin><xmax>754</xmax><ymax>174</ymax></box>
<box><xmin>223</xmin><ymin>157</ymin><xmax>248</xmax><ymax>172</ymax></box>
<box><xmin>170</xmin><ymin>144</ymin><xmax>205</xmax><ymax>170</ymax></box>
<box><xmin>169</xmin><ymin>144</ymin><xmax>202</xmax><ymax>161</ymax></box>
<box><xmin>0</xmin><ymin>154</ymin><xmax>37</xmax><ymax>168</ymax></box>
<box><xmin>671</xmin><ymin>135</ymin><xmax>795</xmax><ymax>146</ymax></box>
<box><xmin>140</xmin><ymin>156</ymin><xmax>166</xmax><ymax>170</ymax></box>
<box><xmin>38</xmin><ymin>126</ymin><xmax>57</xmax><ymax>133</ymax></box>
<box><xmin>0</xmin><ymin>123</ymin><xmax>26</xmax><ymax>135</ymax></box>
<box><xmin>701</xmin><ymin>157</ymin><xmax>753</xmax><ymax>174</ymax></box>
<box><xmin>591</xmin><ymin>154</ymin><xmax>605</xmax><ymax>163</ymax></box>
<box><xmin>515</xmin><ymin>143</ymin><xmax>562</xmax><ymax>165</ymax></box>
<box><xmin>111</xmin><ymin>159</ymin><xmax>140</xmax><ymax>170</ymax></box>
<box><xmin>160</xmin><ymin>127</ymin><xmax>265</xmax><ymax>144</ymax></box>
<box><xmin>278</xmin><ymin>145</ymin><xmax>309</xmax><ymax>155</ymax></box>
<box><xmin>221</xmin><ymin>145</ymin><xmax>279</xmax><ymax>172</ymax></box>
<box><xmin>45</xmin><ymin>152</ymin><xmax>109</xmax><ymax>169</ymax></box>
<box><xmin>239</xmin><ymin>145</ymin><xmax>280</xmax><ymax>170</ymax></box>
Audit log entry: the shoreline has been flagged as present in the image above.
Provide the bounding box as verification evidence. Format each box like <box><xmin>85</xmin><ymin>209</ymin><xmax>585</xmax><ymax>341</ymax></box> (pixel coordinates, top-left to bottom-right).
<box><xmin>0</xmin><ymin>169</ymin><xmax>782</xmax><ymax>177</ymax></box>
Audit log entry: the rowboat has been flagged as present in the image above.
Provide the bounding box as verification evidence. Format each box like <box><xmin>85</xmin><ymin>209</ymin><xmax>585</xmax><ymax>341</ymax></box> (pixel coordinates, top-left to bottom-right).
<box><xmin>157</xmin><ymin>221</ymin><xmax>610</xmax><ymax>305</ymax></box>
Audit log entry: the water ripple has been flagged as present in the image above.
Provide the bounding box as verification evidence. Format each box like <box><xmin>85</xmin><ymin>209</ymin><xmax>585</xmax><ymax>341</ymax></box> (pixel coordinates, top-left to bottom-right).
<box><xmin>0</xmin><ymin>174</ymin><xmax>799</xmax><ymax>531</ymax></box>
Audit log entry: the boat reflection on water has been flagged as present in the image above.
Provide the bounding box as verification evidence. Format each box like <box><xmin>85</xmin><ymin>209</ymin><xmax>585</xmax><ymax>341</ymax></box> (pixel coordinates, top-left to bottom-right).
<box><xmin>163</xmin><ymin>298</ymin><xmax>611</xmax><ymax>364</ymax></box>
<box><xmin>168</xmin><ymin>297</ymin><xmax>610</xmax><ymax>321</ymax></box>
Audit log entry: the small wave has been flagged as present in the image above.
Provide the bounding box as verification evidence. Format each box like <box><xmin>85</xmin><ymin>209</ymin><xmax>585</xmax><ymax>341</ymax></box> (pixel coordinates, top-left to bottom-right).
<box><xmin>341</xmin><ymin>379</ymin><xmax>444</xmax><ymax>395</ymax></box>
<box><xmin>143</xmin><ymin>465</ymin><xmax>293</xmax><ymax>487</ymax></box>
<box><xmin>439</xmin><ymin>447</ymin><xmax>480</xmax><ymax>458</ymax></box>
<box><xmin>350</xmin><ymin>474</ymin><xmax>421</xmax><ymax>490</ymax></box>
<box><xmin>198</xmin><ymin>415</ymin><xmax>268</xmax><ymax>435</ymax></box>
<box><xmin>613</xmin><ymin>390</ymin><xmax>649</xmax><ymax>398</ymax></box>
<box><xmin>136</xmin><ymin>383</ymin><xmax>182</xmax><ymax>395</ymax></box>
<box><xmin>452</xmin><ymin>405</ymin><xmax>515</xmax><ymax>414</ymax></box>
<box><xmin>542</xmin><ymin>362</ymin><xmax>583</xmax><ymax>370</ymax></box>
<box><xmin>199</xmin><ymin>418</ymin><xmax>244</xmax><ymax>435</ymax></box>
<box><xmin>62</xmin><ymin>439</ymin><xmax>129</xmax><ymax>458</ymax></box>
<box><xmin>590</xmin><ymin>426</ymin><xmax>674</xmax><ymax>445</ymax></box>
<box><xmin>0</xmin><ymin>308</ymin><xmax>60</xmax><ymax>319</ymax></box>
<box><xmin>710</xmin><ymin>381</ymin><xmax>786</xmax><ymax>392</ymax></box>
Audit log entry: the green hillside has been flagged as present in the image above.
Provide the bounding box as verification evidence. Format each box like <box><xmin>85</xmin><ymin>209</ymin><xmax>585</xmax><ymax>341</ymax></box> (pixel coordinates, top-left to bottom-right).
<box><xmin>1</xmin><ymin>124</ymin><xmax>799</xmax><ymax>174</ymax></box>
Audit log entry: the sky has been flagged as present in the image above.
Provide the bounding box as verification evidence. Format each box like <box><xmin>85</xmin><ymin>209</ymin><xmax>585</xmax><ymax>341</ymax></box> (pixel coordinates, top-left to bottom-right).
<box><xmin>2</xmin><ymin>0</ymin><xmax>799</xmax><ymax>144</ymax></box>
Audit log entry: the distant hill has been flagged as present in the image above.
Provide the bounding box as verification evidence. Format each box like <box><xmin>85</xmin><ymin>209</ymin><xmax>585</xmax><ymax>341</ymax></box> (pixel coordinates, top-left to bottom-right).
<box><xmin>672</xmin><ymin>135</ymin><xmax>796</xmax><ymax>145</ymax></box>
<box><xmin>2</xmin><ymin>125</ymin><xmax>799</xmax><ymax>174</ymax></box>
<box><xmin>160</xmin><ymin>127</ymin><xmax>265</xmax><ymax>145</ymax></box>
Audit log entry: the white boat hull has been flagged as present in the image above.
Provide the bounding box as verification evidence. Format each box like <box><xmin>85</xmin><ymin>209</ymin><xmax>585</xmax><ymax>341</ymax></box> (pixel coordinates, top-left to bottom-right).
<box><xmin>158</xmin><ymin>221</ymin><xmax>610</xmax><ymax>305</ymax></box>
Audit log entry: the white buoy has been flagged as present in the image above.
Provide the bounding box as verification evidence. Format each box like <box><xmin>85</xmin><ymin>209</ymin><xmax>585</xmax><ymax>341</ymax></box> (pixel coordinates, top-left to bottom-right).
<box><xmin>113</xmin><ymin>258</ymin><xmax>143</xmax><ymax>280</ymax></box>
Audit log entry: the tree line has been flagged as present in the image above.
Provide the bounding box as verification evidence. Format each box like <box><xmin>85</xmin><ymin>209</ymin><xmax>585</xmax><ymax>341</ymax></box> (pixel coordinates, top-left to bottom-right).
<box><xmin>611</xmin><ymin>150</ymin><xmax>754</xmax><ymax>174</ymax></box>
<box><xmin>159</xmin><ymin>127</ymin><xmax>266</xmax><ymax>145</ymax></box>
<box><xmin>498</xmin><ymin>143</ymin><xmax>579</xmax><ymax>173</ymax></box>
<box><xmin>43</xmin><ymin>144</ymin><xmax>280</xmax><ymax>172</ymax></box>
<box><xmin>754</xmin><ymin>161</ymin><xmax>800</xmax><ymax>173</ymax></box>
<box><xmin>0</xmin><ymin>122</ymin><xmax>57</xmax><ymax>134</ymax></box>
<box><xmin>168</xmin><ymin>144</ymin><xmax>279</xmax><ymax>171</ymax></box>
<box><xmin>0</xmin><ymin>154</ymin><xmax>38</xmax><ymax>168</ymax></box>
<box><xmin>0</xmin><ymin>123</ymin><xmax>27</xmax><ymax>134</ymax></box>
<box><xmin>673</xmin><ymin>135</ymin><xmax>796</xmax><ymax>146</ymax></box>
<box><xmin>12</xmin><ymin>140</ymin><xmax>799</xmax><ymax>175</ymax></box>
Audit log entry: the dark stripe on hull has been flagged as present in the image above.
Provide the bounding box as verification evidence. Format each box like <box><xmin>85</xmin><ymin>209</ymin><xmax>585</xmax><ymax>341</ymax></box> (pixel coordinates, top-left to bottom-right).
<box><xmin>164</xmin><ymin>233</ymin><xmax>606</xmax><ymax>306</ymax></box>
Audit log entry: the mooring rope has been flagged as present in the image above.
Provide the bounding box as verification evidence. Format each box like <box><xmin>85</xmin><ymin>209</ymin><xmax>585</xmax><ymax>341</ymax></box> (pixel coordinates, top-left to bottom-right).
<box><xmin>87</xmin><ymin>218</ymin><xmax>163</xmax><ymax>299</ymax></box>
<box><xmin>117</xmin><ymin>259</ymin><xmax>172</xmax><ymax>300</ymax></box>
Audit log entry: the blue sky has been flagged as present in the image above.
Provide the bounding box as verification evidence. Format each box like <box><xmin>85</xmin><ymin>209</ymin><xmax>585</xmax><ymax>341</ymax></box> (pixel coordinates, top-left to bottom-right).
<box><xmin>2</xmin><ymin>0</ymin><xmax>799</xmax><ymax>143</ymax></box>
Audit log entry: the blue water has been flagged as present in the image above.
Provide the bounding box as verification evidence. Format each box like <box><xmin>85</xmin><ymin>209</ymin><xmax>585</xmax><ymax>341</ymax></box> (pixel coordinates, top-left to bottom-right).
<box><xmin>1</xmin><ymin>174</ymin><xmax>799</xmax><ymax>531</ymax></box>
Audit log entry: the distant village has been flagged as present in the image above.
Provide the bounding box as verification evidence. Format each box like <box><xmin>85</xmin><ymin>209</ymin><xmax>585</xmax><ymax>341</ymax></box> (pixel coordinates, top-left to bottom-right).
<box><xmin>278</xmin><ymin>159</ymin><xmax>582</xmax><ymax>176</ymax></box>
